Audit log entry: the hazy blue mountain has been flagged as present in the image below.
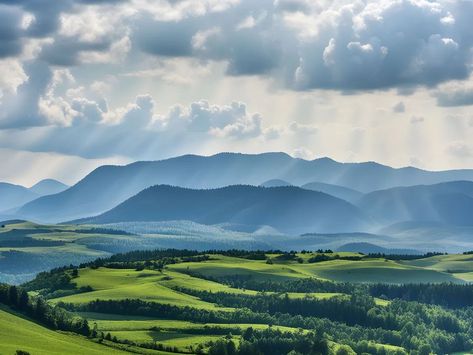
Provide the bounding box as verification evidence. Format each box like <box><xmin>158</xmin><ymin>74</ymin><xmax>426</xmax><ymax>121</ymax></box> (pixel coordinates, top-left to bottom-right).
<box><xmin>336</xmin><ymin>242</ymin><xmax>420</xmax><ymax>255</ymax></box>
<box><xmin>17</xmin><ymin>152</ymin><xmax>473</xmax><ymax>222</ymax></box>
<box><xmin>29</xmin><ymin>179</ymin><xmax>69</xmax><ymax>196</ymax></box>
<box><xmin>358</xmin><ymin>181</ymin><xmax>473</xmax><ymax>226</ymax></box>
<box><xmin>0</xmin><ymin>183</ymin><xmax>38</xmax><ymax>212</ymax></box>
<box><xmin>259</xmin><ymin>179</ymin><xmax>292</xmax><ymax>187</ymax></box>
<box><xmin>77</xmin><ymin>185</ymin><xmax>372</xmax><ymax>234</ymax></box>
<box><xmin>301</xmin><ymin>182</ymin><xmax>362</xmax><ymax>203</ymax></box>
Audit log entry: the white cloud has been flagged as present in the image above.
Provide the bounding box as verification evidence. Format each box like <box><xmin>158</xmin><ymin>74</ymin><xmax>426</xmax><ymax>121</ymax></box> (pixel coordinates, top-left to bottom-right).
<box><xmin>0</xmin><ymin>59</ymin><xmax>28</xmax><ymax>98</ymax></box>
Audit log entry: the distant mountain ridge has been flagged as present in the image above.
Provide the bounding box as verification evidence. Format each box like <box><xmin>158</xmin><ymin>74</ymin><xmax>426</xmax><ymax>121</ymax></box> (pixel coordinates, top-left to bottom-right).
<box><xmin>29</xmin><ymin>179</ymin><xmax>69</xmax><ymax>196</ymax></box>
<box><xmin>357</xmin><ymin>181</ymin><xmax>473</xmax><ymax>226</ymax></box>
<box><xmin>16</xmin><ymin>152</ymin><xmax>473</xmax><ymax>223</ymax></box>
<box><xmin>302</xmin><ymin>182</ymin><xmax>362</xmax><ymax>203</ymax></box>
<box><xmin>0</xmin><ymin>179</ymin><xmax>68</xmax><ymax>213</ymax></box>
<box><xmin>77</xmin><ymin>185</ymin><xmax>372</xmax><ymax>234</ymax></box>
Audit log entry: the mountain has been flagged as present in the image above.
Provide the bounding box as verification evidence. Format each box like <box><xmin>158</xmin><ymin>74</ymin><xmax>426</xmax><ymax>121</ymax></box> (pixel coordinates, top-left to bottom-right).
<box><xmin>77</xmin><ymin>185</ymin><xmax>372</xmax><ymax>234</ymax></box>
<box><xmin>0</xmin><ymin>179</ymin><xmax>69</xmax><ymax>213</ymax></box>
<box><xmin>17</xmin><ymin>152</ymin><xmax>473</xmax><ymax>222</ymax></box>
<box><xmin>0</xmin><ymin>183</ymin><xmax>38</xmax><ymax>212</ymax></box>
<box><xmin>357</xmin><ymin>181</ymin><xmax>473</xmax><ymax>226</ymax></box>
<box><xmin>259</xmin><ymin>179</ymin><xmax>292</xmax><ymax>187</ymax></box>
<box><xmin>336</xmin><ymin>242</ymin><xmax>420</xmax><ymax>255</ymax></box>
<box><xmin>29</xmin><ymin>179</ymin><xmax>68</xmax><ymax>196</ymax></box>
<box><xmin>301</xmin><ymin>182</ymin><xmax>362</xmax><ymax>203</ymax></box>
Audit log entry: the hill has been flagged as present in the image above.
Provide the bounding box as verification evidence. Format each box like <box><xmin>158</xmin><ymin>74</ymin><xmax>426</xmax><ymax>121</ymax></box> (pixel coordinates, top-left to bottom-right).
<box><xmin>336</xmin><ymin>242</ymin><xmax>421</xmax><ymax>255</ymax></box>
<box><xmin>301</xmin><ymin>182</ymin><xmax>362</xmax><ymax>203</ymax></box>
<box><xmin>259</xmin><ymin>179</ymin><xmax>292</xmax><ymax>187</ymax></box>
<box><xmin>17</xmin><ymin>152</ymin><xmax>473</xmax><ymax>222</ymax></box>
<box><xmin>0</xmin><ymin>182</ymin><xmax>38</xmax><ymax>212</ymax></box>
<box><xmin>0</xmin><ymin>307</ymin><xmax>127</xmax><ymax>354</ymax></box>
<box><xmin>30</xmin><ymin>179</ymin><xmax>69</xmax><ymax>196</ymax></box>
<box><xmin>78</xmin><ymin>185</ymin><xmax>371</xmax><ymax>234</ymax></box>
<box><xmin>357</xmin><ymin>181</ymin><xmax>473</xmax><ymax>226</ymax></box>
<box><xmin>17</xmin><ymin>249</ymin><xmax>473</xmax><ymax>354</ymax></box>
<box><xmin>0</xmin><ymin>179</ymin><xmax>69</xmax><ymax>214</ymax></box>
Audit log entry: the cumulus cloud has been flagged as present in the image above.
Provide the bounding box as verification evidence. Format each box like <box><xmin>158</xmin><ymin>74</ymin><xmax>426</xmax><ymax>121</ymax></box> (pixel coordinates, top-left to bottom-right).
<box><xmin>0</xmin><ymin>94</ymin><xmax>272</xmax><ymax>161</ymax></box>
<box><xmin>1</xmin><ymin>0</ymin><xmax>473</xmax><ymax>179</ymax></box>
<box><xmin>0</xmin><ymin>59</ymin><xmax>28</xmax><ymax>96</ymax></box>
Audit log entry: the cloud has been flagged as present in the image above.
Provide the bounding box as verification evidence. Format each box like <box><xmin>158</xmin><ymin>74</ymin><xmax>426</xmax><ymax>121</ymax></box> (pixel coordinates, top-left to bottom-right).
<box><xmin>392</xmin><ymin>101</ymin><xmax>405</xmax><ymax>113</ymax></box>
<box><xmin>0</xmin><ymin>61</ymin><xmax>53</xmax><ymax>128</ymax></box>
<box><xmin>0</xmin><ymin>96</ymin><xmax>270</xmax><ymax>160</ymax></box>
<box><xmin>434</xmin><ymin>81</ymin><xmax>473</xmax><ymax>107</ymax></box>
<box><xmin>0</xmin><ymin>5</ymin><xmax>25</xmax><ymax>58</ymax></box>
<box><xmin>2</xmin><ymin>0</ymin><xmax>473</xmax><ymax>92</ymax></box>
<box><xmin>0</xmin><ymin>59</ymin><xmax>28</xmax><ymax>96</ymax></box>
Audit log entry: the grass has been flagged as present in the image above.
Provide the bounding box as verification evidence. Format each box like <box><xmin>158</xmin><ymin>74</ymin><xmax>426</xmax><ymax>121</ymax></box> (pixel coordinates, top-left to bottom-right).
<box><xmin>0</xmin><ymin>307</ymin><xmax>129</xmax><ymax>355</ymax></box>
<box><xmin>54</xmin><ymin>268</ymin><xmax>233</xmax><ymax>311</ymax></box>
<box><xmin>83</xmin><ymin>313</ymin><xmax>305</xmax><ymax>353</ymax></box>
<box><xmin>167</xmin><ymin>254</ymin><xmax>465</xmax><ymax>284</ymax></box>
<box><xmin>296</xmin><ymin>258</ymin><xmax>464</xmax><ymax>283</ymax></box>
<box><xmin>83</xmin><ymin>313</ymin><xmax>304</xmax><ymax>333</ymax></box>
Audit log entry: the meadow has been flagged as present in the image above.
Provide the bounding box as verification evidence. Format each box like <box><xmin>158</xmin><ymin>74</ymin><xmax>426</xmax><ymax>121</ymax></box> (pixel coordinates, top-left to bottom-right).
<box><xmin>2</xmin><ymin>238</ymin><xmax>473</xmax><ymax>354</ymax></box>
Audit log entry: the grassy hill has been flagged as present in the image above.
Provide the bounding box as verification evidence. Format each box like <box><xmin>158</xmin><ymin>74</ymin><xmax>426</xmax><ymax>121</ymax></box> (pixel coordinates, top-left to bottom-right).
<box><xmin>0</xmin><ymin>307</ymin><xmax>128</xmax><ymax>355</ymax></box>
<box><xmin>16</xmin><ymin>249</ymin><xmax>473</xmax><ymax>354</ymax></box>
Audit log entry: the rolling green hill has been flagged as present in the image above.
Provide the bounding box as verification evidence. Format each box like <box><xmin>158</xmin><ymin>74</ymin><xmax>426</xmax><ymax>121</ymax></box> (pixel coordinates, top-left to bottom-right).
<box><xmin>0</xmin><ymin>307</ymin><xmax>128</xmax><ymax>355</ymax></box>
<box><xmin>10</xmin><ymin>249</ymin><xmax>473</xmax><ymax>354</ymax></box>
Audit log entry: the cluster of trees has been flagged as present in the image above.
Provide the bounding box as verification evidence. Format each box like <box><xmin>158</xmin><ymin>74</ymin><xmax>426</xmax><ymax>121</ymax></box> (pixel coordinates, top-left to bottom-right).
<box><xmin>209</xmin><ymin>328</ymin><xmax>331</xmax><ymax>355</ymax></box>
<box><xmin>365</xmin><ymin>252</ymin><xmax>446</xmax><ymax>260</ymax></box>
<box><xmin>171</xmin><ymin>287</ymin><xmax>473</xmax><ymax>354</ymax></box>
<box><xmin>194</xmin><ymin>270</ymin><xmax>473</xmax><ymax>310</ymax></box>
<box><xmin>59</xmin><ymin>289</ymin><xmax>473</xmax><ymax>354</ymax></box>
<box><xmin>369</xmin><ymin>283</ymin><xmax>473</xmax><ymax>308</ymax></box>
<box><xmin>0</xmin><ymin>283</ymin><xmax>90</xmax><ymax>336</ymax></box>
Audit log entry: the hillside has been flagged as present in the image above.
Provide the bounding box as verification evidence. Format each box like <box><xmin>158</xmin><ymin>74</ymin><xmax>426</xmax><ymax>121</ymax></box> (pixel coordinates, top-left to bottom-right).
<box><xmin>357</xmin><ymin>181</ymin><xmax>473</xmax><ymax>226</ymax></box>
<box><xmin>77</xmin><ymin>185</ymin><xmax>371</xmax><ymax>234</ymax></box>
<box><xmin>17</xmin><ymin>249</ymin><xmax>473</xmax><ymax>354</ymax></box>
<box><xmin>16</xmin><ymin>152</ymin><xmax>473</xmax><ymax>222</ymax></box>
<box><xmin>0</xmin><ymin>307</ymin><xmax>127</xmax><ymax>355</ymax></box>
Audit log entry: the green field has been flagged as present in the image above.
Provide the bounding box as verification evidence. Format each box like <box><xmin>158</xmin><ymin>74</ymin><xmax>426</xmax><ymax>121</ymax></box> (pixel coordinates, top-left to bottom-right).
<box><xmin>167</xmin><ymin>254</ymin><xmax>465</xmax><ymax>284</ymax></box>
<box><xmin>5</xmin><ymin>242</ymin><xmax>473</xmax><ymax>354</ymax></box>
<box><xmin>0</xmin><ymin>307</ymin><xmax>129</xmax><ymax>355</ymax></box>
<box><xmin>54</xmin><ymin>268</ymin><xmax>234</xmax><ymax>311</ymax></box>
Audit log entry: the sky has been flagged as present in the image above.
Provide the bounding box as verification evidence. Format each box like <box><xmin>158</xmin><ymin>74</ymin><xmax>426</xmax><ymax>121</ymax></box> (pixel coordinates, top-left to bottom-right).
<box><xmin>1</xmin><ymin>0</ymin><xmax>473</xmax><ymax>186</ymax></box>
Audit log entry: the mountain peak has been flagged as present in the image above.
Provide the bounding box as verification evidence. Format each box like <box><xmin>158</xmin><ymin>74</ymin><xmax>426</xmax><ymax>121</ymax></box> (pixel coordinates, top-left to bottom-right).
<box><xmin>30</xmin><ymin>179</ymin><xmax>69</xmax><ymax>196</ymax></box>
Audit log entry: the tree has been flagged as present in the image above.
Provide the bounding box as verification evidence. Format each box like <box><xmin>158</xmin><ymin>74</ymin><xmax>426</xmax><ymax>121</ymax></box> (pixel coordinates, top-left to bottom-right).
<box><xmin>336</xmin><ymin>345</ymin><xmax>356</xmax><ymax>355</ymax></box>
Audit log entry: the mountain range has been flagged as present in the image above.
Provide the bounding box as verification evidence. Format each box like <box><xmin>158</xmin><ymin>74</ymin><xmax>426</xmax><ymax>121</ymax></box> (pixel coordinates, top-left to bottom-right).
<box><xmin>13</xmin><ymin>152</ymin><xmax>473</xmax><ymax>223</ymax></box>
<box><xmin>76</xmin><ymin>185</ymin><xmax>372</xmax><ymax>234</ymax></box>
<box><xmin>0</xmin><ymin>179</ymin><xmax>68</xmax><ymax>213</ymax></box>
